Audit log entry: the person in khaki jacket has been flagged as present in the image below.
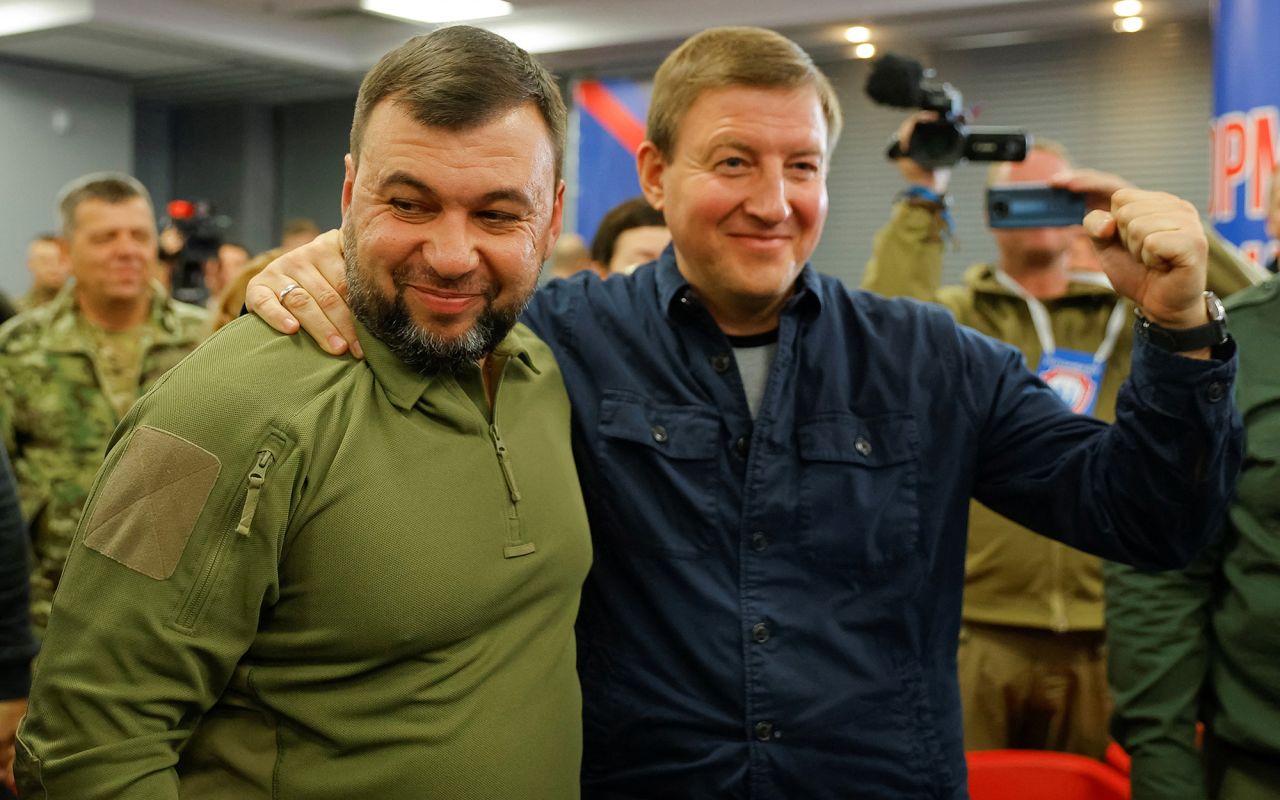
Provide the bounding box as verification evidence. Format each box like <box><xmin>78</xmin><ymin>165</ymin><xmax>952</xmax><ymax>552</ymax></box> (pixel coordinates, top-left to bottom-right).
<box><xmin>862</xmin><ymin>117</ymin><xmax>1263</xmax><ymax>757</ymax></box>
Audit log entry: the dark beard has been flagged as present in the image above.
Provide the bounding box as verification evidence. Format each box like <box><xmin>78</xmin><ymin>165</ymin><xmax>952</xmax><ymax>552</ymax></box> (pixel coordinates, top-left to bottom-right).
<box><xmin>343</xmin><ymin>234</ymin><xmax>528</xmax><ymax>376</ymax></box>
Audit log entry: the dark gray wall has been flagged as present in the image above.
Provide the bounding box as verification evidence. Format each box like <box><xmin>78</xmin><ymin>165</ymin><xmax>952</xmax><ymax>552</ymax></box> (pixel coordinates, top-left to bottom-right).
<box><xmin>276</xmin><ymin>97</ymin><xmax>353</xmax><ymax>239</ymax></box>
<box><xmin>165</xmin><ymin>103</ymin><xmax>278</xmax><ymax>254</ymax></box>
<box><xmin>0</xmin><ymin>60</ymin><xmax>133</xmax><ymax>297</ymax></box>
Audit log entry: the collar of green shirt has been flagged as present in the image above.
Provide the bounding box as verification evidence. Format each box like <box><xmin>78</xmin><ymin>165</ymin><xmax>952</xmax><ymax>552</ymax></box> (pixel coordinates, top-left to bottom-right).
<box><xmin>354</xmin><ymin>317</ymin><xmax>542</xmax><ymax>410</ymax></box>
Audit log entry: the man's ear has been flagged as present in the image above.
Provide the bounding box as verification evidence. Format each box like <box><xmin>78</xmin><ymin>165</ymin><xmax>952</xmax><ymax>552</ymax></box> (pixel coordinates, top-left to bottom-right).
<box><xmin>636</xmin><ymin>141</ymin><xmax>667</xmax><ymax>211</ymax></box>
<box><xmin>341</xmin><ymin>153</ymin><xmax>356</xmax><ymax>217</ymax></box>
<box><xmin>547</xmin><ymin>180</ymin><xmax>566</xmax><ymax>251</ymax></box>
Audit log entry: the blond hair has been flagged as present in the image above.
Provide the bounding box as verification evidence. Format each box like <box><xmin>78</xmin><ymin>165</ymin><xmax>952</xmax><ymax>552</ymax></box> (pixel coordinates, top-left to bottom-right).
<box><xmin>647</xmin><ymin>27</ymin><xmax>842</xmax><ymax>160</ymax></box>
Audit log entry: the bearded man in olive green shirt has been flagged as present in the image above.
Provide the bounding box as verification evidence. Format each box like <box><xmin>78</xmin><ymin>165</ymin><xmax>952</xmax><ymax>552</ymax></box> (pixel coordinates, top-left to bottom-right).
<box><xmin>16</xmin><ymin>27</ymin><xmax>591</xmax><ymax>800</ymax></box>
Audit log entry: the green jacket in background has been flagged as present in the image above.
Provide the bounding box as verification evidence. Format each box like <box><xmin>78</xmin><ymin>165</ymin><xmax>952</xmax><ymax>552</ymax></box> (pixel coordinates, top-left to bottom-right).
<box><xmin>0</xmin><ymin>282</ymin><xmax>207</xmax><ymax>634</ymax></box>
<box><xmin>1106</xmin><ymin>277</ymin><xmax>1280</xmax><ymax>799</ymax></box>
<box><xmin>16</xmin><ymin>315</ymin><xmax>593</xmax><ymax>799</ymax></box>
<box><xmin>862</xmin><ymin>202</ymin><xmax>1261</xmax><ymax>632</ymax></box>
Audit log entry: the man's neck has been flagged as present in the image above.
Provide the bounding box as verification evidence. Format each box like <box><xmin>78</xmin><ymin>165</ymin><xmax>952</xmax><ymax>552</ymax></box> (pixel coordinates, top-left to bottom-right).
<box><xmin>30</xmin><ymin>285</ymin><xmax>61</xmax><ymax>304</ymax></box>
<box><xmin>704</xmin><ymin>295</ymin><xmax>786</xmax><ymax>337</ymax></box>
<box><xmin>76</xmin><ymin>291</ymin><xmax>151</xmax><ymax>332</ymax></box>
<box><xmin>999</xmin><ymin>259</ymin><xmax>1070</xmax><ymax>301</ymax></box>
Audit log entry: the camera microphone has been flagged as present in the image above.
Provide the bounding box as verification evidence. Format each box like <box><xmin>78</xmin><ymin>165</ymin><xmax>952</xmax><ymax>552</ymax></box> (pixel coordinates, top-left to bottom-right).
<box><xmin>864</xmin><ymin>53</ymin><xmax>926</xmax><ymax>109</ymax></box>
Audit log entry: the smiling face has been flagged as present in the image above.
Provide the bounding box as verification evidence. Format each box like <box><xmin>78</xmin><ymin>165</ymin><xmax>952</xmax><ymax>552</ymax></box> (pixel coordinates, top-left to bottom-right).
<box><xmin>340</xmin><ymin>98</ymin><xmax>563</xmax><ymax>373</ymax></box>
<box><xmin>67</xmin><ymin>197</ymin><xmax>156</xmax><ymax>307</ymax></box>
<box><xmin>638</xmin><ymin>84</ymin><xmax>828</xmax><ymax>334</ymax></box>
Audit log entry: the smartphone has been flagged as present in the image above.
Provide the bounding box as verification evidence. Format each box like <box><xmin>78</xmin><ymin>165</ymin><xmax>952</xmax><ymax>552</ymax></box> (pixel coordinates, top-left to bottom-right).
<box><xmin>986</xmin><ymin>184</ymin><xmax>1086</xmax><ymax>228</ymax></box>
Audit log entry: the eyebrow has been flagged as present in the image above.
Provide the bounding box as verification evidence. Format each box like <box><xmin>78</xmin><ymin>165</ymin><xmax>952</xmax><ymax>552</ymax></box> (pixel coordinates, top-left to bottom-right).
<box><xmin>378</xmin><ymin>172</ymin><xmax>533</xmax><ymax>209</ymax></box>
<box><xmin>708</xmin><ymin>139</ymin><xmax>825</xmax><ymax>160</ymax></box>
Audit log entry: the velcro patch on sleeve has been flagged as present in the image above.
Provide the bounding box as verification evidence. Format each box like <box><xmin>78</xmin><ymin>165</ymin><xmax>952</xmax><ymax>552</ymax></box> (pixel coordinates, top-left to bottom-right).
<box><xmin>83</xmin><ymin>425</ymin><xmax>221</xmax><ymax>580</ymax></box>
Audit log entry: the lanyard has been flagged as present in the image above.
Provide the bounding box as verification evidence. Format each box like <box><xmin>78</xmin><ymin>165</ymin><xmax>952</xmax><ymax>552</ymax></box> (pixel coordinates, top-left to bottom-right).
<box><xmin>992</xmin><ymin>269</ymin><xmax>1128</xmax><ymax>364</ymax></box>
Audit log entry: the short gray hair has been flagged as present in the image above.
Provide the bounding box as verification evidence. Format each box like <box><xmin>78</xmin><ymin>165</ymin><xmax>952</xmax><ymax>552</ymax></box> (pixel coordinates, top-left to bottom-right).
<box><xmin>56</xmin><ymin>172</ymin><xmax>153</xmax><ymax>236</ymax></box>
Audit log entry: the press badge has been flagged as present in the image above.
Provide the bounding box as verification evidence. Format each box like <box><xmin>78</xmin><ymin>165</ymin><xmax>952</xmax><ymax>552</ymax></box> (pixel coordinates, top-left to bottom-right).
<box><xmin>1037</xmin><ymin>349</ymin><xmax>1105</xmax><ymax>416</ymax></box>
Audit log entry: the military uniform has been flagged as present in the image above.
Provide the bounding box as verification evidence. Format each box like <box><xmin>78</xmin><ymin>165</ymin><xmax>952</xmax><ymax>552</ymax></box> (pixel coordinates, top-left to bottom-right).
<box><xmin>13</xmin><ymin>288</ymin><xmax>60</xmax><ymax>314</ymax></box>
<box><xmin>16</xmin><ymin>315</ymin><xmax>592</xmax><ymax>799</ymax></box>
<box><xmin>862</xmin><ymin>201</ymin><xmax>1260</xmax><ymax>755</ymax></box>
<box><xmin>1107</xmin><ymin>277</ymin><xmax>1280</xmax><ymax>800</ymax></box>
<box><xmin>0</xmin><ymin>283</ymin><xmax>206</xmax><ymax>634</ymax></box>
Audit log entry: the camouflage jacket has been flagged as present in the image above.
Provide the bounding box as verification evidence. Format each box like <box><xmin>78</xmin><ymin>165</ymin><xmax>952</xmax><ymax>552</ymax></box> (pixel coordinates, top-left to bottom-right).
<box><xmin>0</xmin><ymin>283</ymin><xmax>206</xmax><ymax>634</ymax></box>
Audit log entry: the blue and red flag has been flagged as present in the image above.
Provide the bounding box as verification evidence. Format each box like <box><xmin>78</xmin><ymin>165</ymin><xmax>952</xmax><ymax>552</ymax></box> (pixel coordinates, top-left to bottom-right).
<box><xmin>573</xmin><ymin>78</ymin><xmax>652</xmax><ymax>246</ymax></box>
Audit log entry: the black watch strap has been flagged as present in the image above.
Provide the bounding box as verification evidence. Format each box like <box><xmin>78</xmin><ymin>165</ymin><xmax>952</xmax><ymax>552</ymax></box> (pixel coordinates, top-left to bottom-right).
<box><xmin>1134</xmin><ymin>291</ymin><xmax>1229</xmax><ymax>352</ymax></box>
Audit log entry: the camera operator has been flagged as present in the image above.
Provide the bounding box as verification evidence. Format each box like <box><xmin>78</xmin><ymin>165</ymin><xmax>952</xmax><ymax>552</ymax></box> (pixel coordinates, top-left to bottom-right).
<box><xmin>862</xmin><ymin>114</ymin><xmax>1261</xmax><ymax>758</ymax></box>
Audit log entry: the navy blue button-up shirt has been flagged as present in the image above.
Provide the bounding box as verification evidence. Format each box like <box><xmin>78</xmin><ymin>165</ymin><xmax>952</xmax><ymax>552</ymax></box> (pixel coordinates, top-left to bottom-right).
<box><xmin>521</xmin><ymin>249</ymin><xmax>1242</xmax><ymax>799</ymax></box>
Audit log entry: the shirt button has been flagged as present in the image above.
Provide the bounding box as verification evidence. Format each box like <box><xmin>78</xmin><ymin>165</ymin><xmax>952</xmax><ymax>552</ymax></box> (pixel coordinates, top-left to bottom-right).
<box><xmin>750</xmin><ymin>531</ymin><xmax>768</xmax><ymax>552</ymax></box>
<box><xmin>755</xmin><ymin>721</ymin><xmax>774</xmax><ymax>741</ymax></box>
<box><xmin>711</xmin><ymin>353</ymin><xmax>732</xmax><ymax>373</ymax></box>
<box><xmin>752</xmin><ymin>622</ymin><xmax>771</xmax><ymax>643</ymax></box>
<box><xmin>652</xmin><ymin>425</ymin><xmax>668</xmax><ymax>443</ymax></box>
<box><xmin>1206</xmin><ymin>381</ymin><xmax>1226</xmax><ymax>403</ymax></box>
<box><xmin>734</xmin><ymin>435</ymin><xmax>750</xmax><ymax>458</ymax></box>
<box><xmin>854</xmin><ymin>436</ymin><xmax>873</xmax><ymax>457</ymax></box>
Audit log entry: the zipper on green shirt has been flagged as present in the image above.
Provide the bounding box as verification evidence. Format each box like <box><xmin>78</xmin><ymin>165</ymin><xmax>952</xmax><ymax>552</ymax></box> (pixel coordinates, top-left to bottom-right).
<box><xmin>491</xmin><ymin>423</ymin><xmax>534</xmax><ymax>558</ymax></box>
<box><xmin>176</xmin><ymin>446</ymin><xmax>277</xmax><ymax>631</ymax></box>
<box><xmin>237</xmin><ymin>450</ymin><xmax>276</xmax><ymax>536</ymax></box>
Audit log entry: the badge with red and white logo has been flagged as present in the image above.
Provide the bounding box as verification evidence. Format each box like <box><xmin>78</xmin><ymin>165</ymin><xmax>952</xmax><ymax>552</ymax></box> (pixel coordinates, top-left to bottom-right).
<box><xmin>1036</xmin><ymin>349</ymin><xmax>1104</xmax><ymax>416</ymax></box>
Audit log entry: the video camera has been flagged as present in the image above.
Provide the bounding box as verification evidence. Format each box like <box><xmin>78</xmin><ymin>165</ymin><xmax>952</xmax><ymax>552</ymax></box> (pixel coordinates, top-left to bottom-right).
<box><xmin>864</xmin><ymin>53</ymin><xmax>1030</xmax><ymax>169</ymax></box>
<box><xmin>165</xmin><ymin>199</ymin><xmax>231</xmax><ymax>305</ymax></box>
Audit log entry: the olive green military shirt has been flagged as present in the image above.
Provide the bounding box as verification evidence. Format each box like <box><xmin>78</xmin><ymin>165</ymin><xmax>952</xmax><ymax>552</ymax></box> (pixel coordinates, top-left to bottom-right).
<box><xmin>863</xmin><ymin>202</ymin><xmax>1262</xmax><ymax>632</ymax></box>
<box><xmin>16</xmin><ymin>315</ymin><xmax>592</xmax><ymax>799</ymax></box>
<box><xmin>1106</xmin><ymin>277</ymin><xmax>1280</xmax><ymax>800</ymax></box>
<box><xmin>0</xmin><ymin>282</ymin><xmax>208</xmax><ymax>634</ymax></box>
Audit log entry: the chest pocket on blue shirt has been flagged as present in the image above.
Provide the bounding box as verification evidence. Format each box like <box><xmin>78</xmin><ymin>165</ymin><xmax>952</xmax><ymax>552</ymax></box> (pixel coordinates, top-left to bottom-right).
<box><xmin>597</xmin><ymin>391</ymin><xmax>719</xmax><ymax>558</ymax></box>
<box><xmin>798</xmin><ymin>411</ymin><xmax>921</xmax><ymax>575</ymax></box>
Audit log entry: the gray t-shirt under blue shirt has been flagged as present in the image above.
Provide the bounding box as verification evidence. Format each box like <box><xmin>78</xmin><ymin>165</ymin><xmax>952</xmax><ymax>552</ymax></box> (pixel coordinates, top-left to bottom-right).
<box><xmin>728</xmin><ymin>329</ymin><xmax>779</xmax><ymax>419</ymax></box>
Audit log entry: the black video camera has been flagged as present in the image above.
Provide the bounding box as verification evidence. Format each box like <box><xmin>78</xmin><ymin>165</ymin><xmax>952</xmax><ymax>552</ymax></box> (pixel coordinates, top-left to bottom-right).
<box><xmin>865</xmin><ymin>53</ymin><xmax>1030</xmax><ymax>170</ymax></box>
<box><xmin>165</xmin><ymin>199</ymin><xmax>231</xmax><ymax>305</ymax></box>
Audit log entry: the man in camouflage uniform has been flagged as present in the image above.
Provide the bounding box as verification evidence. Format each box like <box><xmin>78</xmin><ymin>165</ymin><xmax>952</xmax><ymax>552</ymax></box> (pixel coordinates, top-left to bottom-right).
<box><xmin>0</xmin><ymin>173</ymin><xmax>206</xmax><ymax>635</ymax></box>
<box><xmin>14</xmin><ymin>235</ymin><xmax>70</xmax><ymax>314</ymax></box>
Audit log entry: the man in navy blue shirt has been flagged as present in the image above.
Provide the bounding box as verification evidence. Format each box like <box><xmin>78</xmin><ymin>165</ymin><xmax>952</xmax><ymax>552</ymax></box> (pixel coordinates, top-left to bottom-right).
<box><xmin>247</xmin><ymin>26</ymin><xmax>1242</xmax><ymax>800</ymax></box>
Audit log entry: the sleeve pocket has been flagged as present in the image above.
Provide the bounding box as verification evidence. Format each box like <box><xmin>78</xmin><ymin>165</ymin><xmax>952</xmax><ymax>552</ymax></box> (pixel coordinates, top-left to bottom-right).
<box><xmin>82</xmin><ymin>425</ymin><xmax>221</xmax><ymax>581</ymax></box>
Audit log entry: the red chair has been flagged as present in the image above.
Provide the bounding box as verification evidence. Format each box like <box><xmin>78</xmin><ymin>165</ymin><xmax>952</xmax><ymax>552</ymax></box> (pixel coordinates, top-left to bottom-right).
<box><xmin>967</xmin><ymin>749</ymin><xmax>1131</xmax><ymax>800</ymax></box>
<box><xmin>1104</xmin><ymin>741</ymin><xmax>1132</xmax><ymax>776</ymax></box>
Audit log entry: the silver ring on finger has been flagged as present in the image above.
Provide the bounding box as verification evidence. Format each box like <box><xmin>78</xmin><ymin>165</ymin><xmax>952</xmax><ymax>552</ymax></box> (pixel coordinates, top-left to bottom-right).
<box><xmin>278</xmin><ymin>283</ymin><xmax>302</xmax><ymax>302</ymax></box>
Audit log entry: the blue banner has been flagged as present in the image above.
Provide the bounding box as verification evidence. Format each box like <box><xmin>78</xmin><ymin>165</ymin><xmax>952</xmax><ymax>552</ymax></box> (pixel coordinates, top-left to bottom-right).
<box><xmin>573</xmin><ymin>79</ymin><xmax>651</xmax><ymax>246</ymax></box>
<box><xmin>1211</xmin><ymin>0</ymin><xmax>1280</xmax><ymax>265</ymax></box>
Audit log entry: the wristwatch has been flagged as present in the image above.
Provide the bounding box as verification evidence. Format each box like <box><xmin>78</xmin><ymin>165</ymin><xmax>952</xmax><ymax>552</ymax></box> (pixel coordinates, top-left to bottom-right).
<box><xmin>1134</xmin><ymin>291</ymin><xmax>1229</xmax><ymax>352</ymax></box>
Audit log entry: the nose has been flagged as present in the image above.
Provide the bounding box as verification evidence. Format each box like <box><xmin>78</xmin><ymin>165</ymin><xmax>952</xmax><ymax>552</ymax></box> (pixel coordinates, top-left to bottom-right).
<box><xmin>741</xmin><ymin>164</ymin><xmax>791</xmax><ymax>226</ymax></box>
<box><xmin>422</xmin><ymin>212</ymin><xmax>478</xmax><ymax>279</ymax></box>
<box><xmin>110</xmin><ymin>231</ymin><xmax>148</xmax><ymax>262</ymax></box>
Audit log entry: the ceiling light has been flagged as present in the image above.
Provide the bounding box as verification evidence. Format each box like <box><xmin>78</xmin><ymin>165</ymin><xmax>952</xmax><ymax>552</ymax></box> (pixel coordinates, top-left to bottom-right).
<box><xmin>1113</xmin><ymin>0</ymin><xmax>1143</xmax><ymax>16</ymax></box>
<box><xmin>1113</xmin><ymin>15</ymin><xmax>1145</xmax><ymax>32</ymax></box>
<box><xmin>0</xmin><ymin>1</ymin><xmax>92</xmax><ymax>38</ymax></box>
<box><xmin>844</xmin><ymin>25</ymin><xmax>872</xmax><ymax>44</ymax></box>
<box><xmin>360</xmin><ymin>0</ymin><xmax>513</xmax><ymax>24</ymax></box>
<box><xmin>855</xmin><ymin>42</ymin><xmax>877</xmax><ymax>59</ymax></box>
